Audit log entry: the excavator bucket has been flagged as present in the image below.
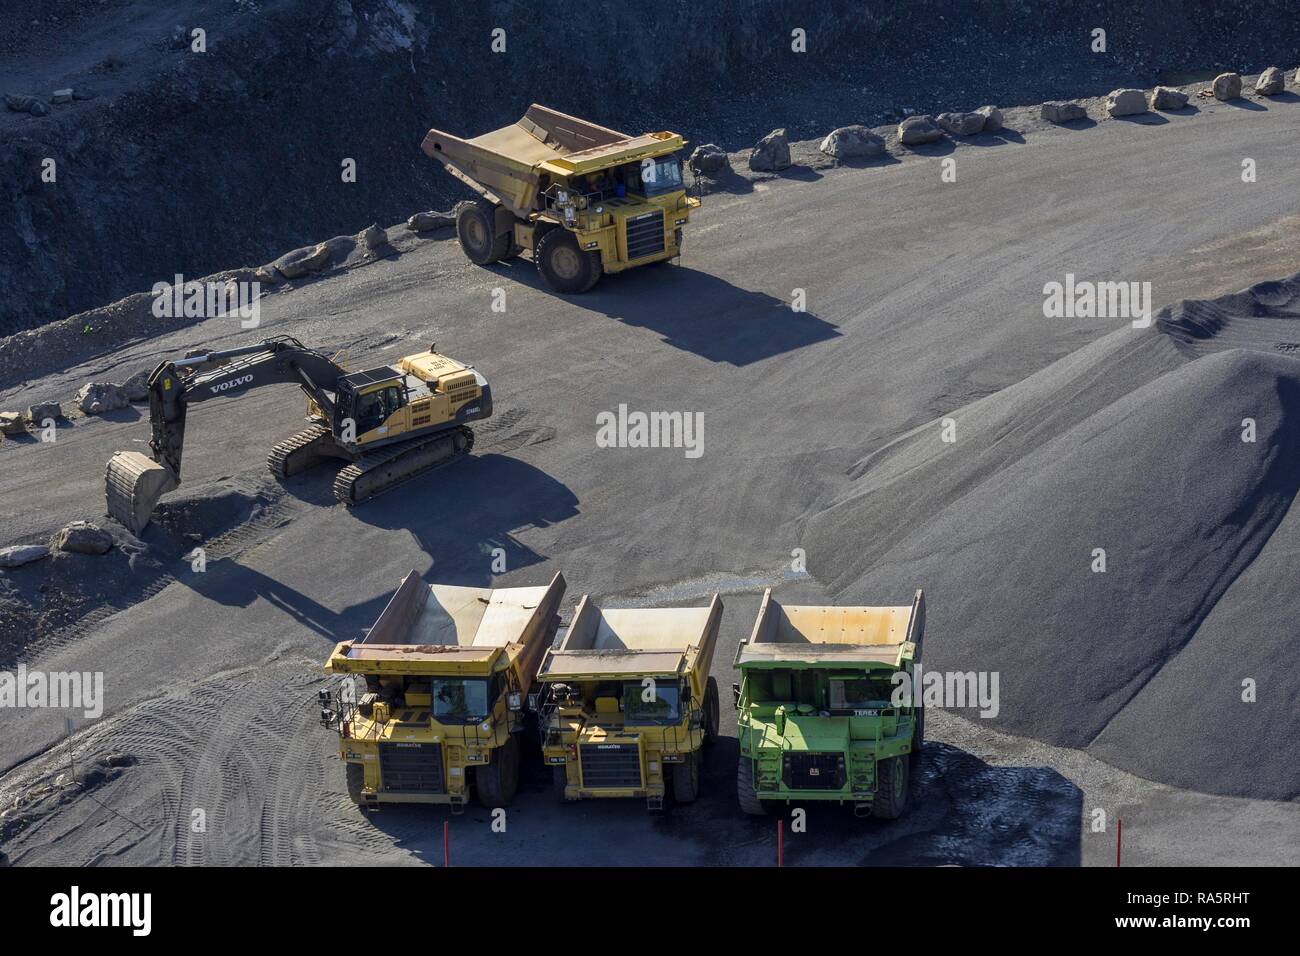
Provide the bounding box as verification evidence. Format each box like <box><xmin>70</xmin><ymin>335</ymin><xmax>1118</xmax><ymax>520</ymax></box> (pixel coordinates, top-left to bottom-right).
<box><xmin>105</xmin><ymin>451</ymin><xmax>178</xmax><ymax>535</ymax></box>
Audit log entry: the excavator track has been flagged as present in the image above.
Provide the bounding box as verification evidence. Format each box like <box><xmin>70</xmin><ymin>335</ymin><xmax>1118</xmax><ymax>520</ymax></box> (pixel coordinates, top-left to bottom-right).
<box><xmin>332</xmin><ymin>426</ymin><xmax>475</xmax><ymax>505</ymax></box>
<box><xmin>267</xmin><ymin>424</ymin><xmax>334</xmax><ymax>479</ymax></box>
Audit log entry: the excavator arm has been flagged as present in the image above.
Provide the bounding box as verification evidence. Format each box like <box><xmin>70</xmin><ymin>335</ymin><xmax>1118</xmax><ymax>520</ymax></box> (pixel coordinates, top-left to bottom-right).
<box><xmin>106</xmin><ymin>337</ymin><xmax>346</xmax><ymax>534</ymax></box>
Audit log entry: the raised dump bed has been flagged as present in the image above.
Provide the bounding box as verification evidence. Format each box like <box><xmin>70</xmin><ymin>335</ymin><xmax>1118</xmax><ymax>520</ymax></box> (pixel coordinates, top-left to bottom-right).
<box><xmin>323</xmin><ymin>570</ymin><xmax>566</xmax><ymax>810</ymax></box>
<box><xmin>536</xmin><ymin>595</ymin><xmax>722</xmax><ymax>809</ymax></box>
<box><xmin>734</xmin><ymin>588</ymin><xmax>925</xmax><ymax>819</ymax></box>
<box><xmin>421</xmin><ymin>104</ymin><xmax>698</xmax><ymax>293</ymax></box>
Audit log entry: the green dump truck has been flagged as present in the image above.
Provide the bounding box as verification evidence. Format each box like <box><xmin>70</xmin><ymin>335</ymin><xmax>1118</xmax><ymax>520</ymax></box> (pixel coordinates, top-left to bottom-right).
<box><xmin>734</xmin><ymin>588</ymin><xmax>925</xmax><ymax>819</ymax></box>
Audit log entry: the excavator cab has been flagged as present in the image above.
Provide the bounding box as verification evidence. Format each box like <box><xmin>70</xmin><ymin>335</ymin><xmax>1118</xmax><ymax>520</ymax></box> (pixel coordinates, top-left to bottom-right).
<box><xmin>333</xmin><ymin>369</ymin><xmax>409</xmax><ymax>442</ymax></box>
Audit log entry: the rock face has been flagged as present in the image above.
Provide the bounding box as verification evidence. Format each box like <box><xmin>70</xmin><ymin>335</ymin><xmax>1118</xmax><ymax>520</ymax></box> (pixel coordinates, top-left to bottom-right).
<box><xmin>25</xmin><ymin>401</ymin><xmax>62</xmax><ymax>423</ymax></box>
<box><xmin>748</xmin><ymin>128</ymin><xmax>791</xmax><ymax>171</ymax></box>
<box><xmin>272</xmin><ymin>242</ymin><xmax>331</xmax><ymax>279</ymax></box>
<box><xmin>1041</xmin><ymin>101</ymin><xmax>1086</xmax><ymax>123</ymax></box>
<box><xmin>0</xmin><ymin>545</ymin><xmax>50</xmax><ymax>569</ymax></box>
<box><xmin>77</xmin><ymin>382</ymin><xmax>129</xmax><ymax>415</ymax></box>
<box><xmin>975</xmin><ymin>105</ymin><xmax>1003</xmax><ymax>132</ymax></box>
<box><xmin>688</xmin><ymin>143</ymin><xmax>730</xmax><ymax>174</ymax></box>
<box><xmin>54</xmin><ymin>521</ymin><xmax>114</xmax><ymax>555</ymax></box>
<box><xmin>818</xmin><ymin>125</ymin><xmax>886</xmax><ymax>158</ymax></box>
<box><xmin>0</xmin><ymin>412</ymin><xmax>26</xmax><ymax>435</ymax></box>
<box><xmin>937</xmin><ymin>111</ymin><xmax>985</xmax><ymax>136</ymax></box>
<box><xmin>405</xmin><ymin>210</ymin><xmax>456</xmax><ymax>232</ymax></box>
<box><xmin>1212</xmin><ymin>72</ymin><xmax>1242</xmax><ymax>100</ymax></box>
<box><xmin>897</xmin><ymin>115</ymin><xmax>943</xmax><ymax>145</ymax></box>
<box><xmin>1150</xmin><ymin>86</ymin><xmax>1190</xmax><ymax>110</ymax></box>
<box><xmin>1255</xmin><ymin>66</ymin><xmax>1285</xmax><ymax>96</ymax></box>
<box><xmin>1106</xmin><ymin>89</ymin><xmax>1148</xmax><ymax>116</ymax></box>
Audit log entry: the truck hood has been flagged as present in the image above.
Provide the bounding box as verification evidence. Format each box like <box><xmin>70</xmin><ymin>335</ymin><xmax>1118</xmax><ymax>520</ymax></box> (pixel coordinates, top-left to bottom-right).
<box><xmin>752</xmin><ymin>715</ymin><xmax>851</xmax><ymax>751</ymax></box>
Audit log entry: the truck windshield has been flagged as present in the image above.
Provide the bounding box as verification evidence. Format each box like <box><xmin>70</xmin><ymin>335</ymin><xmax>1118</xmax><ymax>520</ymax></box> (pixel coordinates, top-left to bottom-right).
<box><xmin>432</xmin><ymin>678</ymin><xmax>490</xmax><ymax>722</ymax></box>
<box><xmin>829</xmin><ymin>678</ymin><xmax>887</xmax><ymax>713</ymax></box>
<box><xmin>623</xmin><ymin>681</ymin><xmax>681</xmax><ymax>724</ymax></box>
<box><xmin>632</xmin><ymin>155</ymin><xmax>684</xmax><ymax>197</ymax></box>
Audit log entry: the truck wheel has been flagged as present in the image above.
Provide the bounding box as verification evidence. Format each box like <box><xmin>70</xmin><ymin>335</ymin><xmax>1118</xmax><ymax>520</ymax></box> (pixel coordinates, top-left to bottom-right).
<box><xmin>456</xmin><ymin>199</ymin><xmax>510</xmax><ymax>265</ymax></box>
<box><xmin>671</xmin><ymin>750</ymin><xmax>700</xmax><ymax>804</ymax></box>
<box><xmin>703</xmin><ymin>677</ymin><xmax>720</xmax><ymax>744</ymax></box>
<box><xmin>910</xmin><ymin>707</ymin><xmax>925</xmax><ymax>768</ymax></box>
<box><xmin>872</xmin><ymin>755</ymin><xmax>910</xmax><ymax>820</ymax></box>
<box><xmin>736</xmin><ymin>757</ymin><xmax>765</xmax><ymax>816</ymax></box>
<box><xmin>345</xmin><ymin>762</ymin><xmax>366</xmax><ymax>807</ymax></box>
<box><xmin>552</xmin><ymin>765</ymin><xmax>569</xmax><ymax>802</ymax></box>
<box><xmin>474</xmin><ymin>735</ymin><xmax>519</xmax><ymax>808</ymax></box>
<box><xmin>535</xmin><ymin>228</ymin><xmax>601</xmax><ymax>293</ymax></box>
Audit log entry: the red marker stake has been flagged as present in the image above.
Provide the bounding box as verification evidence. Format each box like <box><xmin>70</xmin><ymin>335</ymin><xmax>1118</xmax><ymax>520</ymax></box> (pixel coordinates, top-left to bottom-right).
<box><xmin>1116</xmin><ymin>818</ymin><xmax>1122</xmax><ymax>868</ymax></box>
<box><xmin>444</xmin><ymin>820</ymin><xmax>450</xmax><ymax>868</ymax></box>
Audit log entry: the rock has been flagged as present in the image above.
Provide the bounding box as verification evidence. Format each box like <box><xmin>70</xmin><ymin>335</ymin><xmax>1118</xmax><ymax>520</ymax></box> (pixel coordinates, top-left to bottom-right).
<box><xmin>1042</xmin><ymin>101</ymin><xmax>1087</xmax><ymax>123</ymax></box>
<box><xmin>253</xmin><ymin>264</ymin><xmax>284</xmax><ymax>284</ymax></box>
<box><xmin>748</xmin><ymin>128</ymin><xmax>791</xmax><ymax>172</ymax></box>
<box><xmin>405</xmin><ymin>210</ymin><xmax>456</xmax><ymax>232</ymax></box>
<box><xmin>936</xmin><ymin>111</ymin><xmax>985</xmax><ymax>136</ymax></box>
<box><xmin>975</xmin><ymin>105</ymin><xmax>1003</xmax><ymax>132</ymax></box>
<box><xmin>28</xmin><ymin>101</ymin><xmax>50</xmax><ymax>117</ymax></box>
<box><xmin>0</xmin><ymin>412</ymin><xmax>25</xmax><ymax>435</ymax></box>
<box><xmin>73</xmin><ymin>88</ymin><xmax>97</xmax><ymax>101</ymax></box>
<box><xmin>122</xmin><ymin>370</ymin><xmax>150</xmax><ymax>402</ymax></box>
<box><xmin>360</xmin><ymin>223</ymin><xmax>387</xmax><ymax>250</ymax></box>
<box><xmin>0</xmin><ymin>544</ymin><xmax>49</xmax><ymax>568</ymax></box>
<box><xmin>4</xmin><ymin>93</ymin><xmax>38</xmax><ymax>112</ymax></box>
<box><xmin>1255</xmin><ymin>67</ymin><xmax>1284</xmax><ymax>96</ymax></box>
<box><xmin>1212</xmin><ymin>72</ymin><xmax>1242</xmax><ymax>100</ymax></box>
<box><xmin>1150</xmin><ymin>87</ymin><xmax>1189</xmax><ymax>110</ymax></box>
<box><xmin>53</xmin><ymin>521</ymin><xmax>113</xmax><ymax>556</ymax></box>
<box><xmin>1106</xmin><ymin>89</ymin><xmax>1148</xmax><ymax>117</ymax></box>
<box><xmin>76</xmin><ymin>382</ymin><xmax>129</xmax><ymax>415</ymax></box>
<box><xmin>272</xmin><ymin>243</ymin><xmax>331</xmax><ymax>279</ymax></box>
<box><xmin>25</xmin><ymin>401</ymin><xmax>62</xmax><ymax>424</ymax></box>
<box><xmin>688</xmin><ymin>143</ymin><xmax>730</xmax><ymax>174</ymax></box>
<box><xmin>51</xmin><ymin>89</ymin><xmax>74</xmax><ymax>105</ymax></box>
<box><xmin>897</xmin><ymin>115</ymin><xmax>944</xmax><ymax>145</ymax></box>
<box><xmin>818</xmin><ymin>125</ymin><xmax>885</xmax><ymax>158</ymax></box>
<box><xmin>169</xmin><ymin>25</ymin><xmax>190</xmax><ymax>49</ymax></box>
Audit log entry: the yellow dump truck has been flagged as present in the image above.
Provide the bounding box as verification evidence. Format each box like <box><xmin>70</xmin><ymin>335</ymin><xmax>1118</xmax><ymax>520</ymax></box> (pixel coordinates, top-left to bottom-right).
<box><xmin>535</xmin><ymin>594</ymin><xmax>722</xmax><ymax>809</ymax></box>
<box><xmin>322</xmin><ymin>570</ymin><xmax>566</xmax><ymax>811</ymax></box>
<box><xmin>421</xmin><ymin>105</ymin><xmax>699</xmax><ymax>293</ymax></box>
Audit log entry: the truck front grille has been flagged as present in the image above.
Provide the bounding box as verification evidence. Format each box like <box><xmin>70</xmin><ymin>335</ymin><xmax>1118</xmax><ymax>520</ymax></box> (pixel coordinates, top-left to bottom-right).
<box><xmin>379</xmin><ymin>741</ymin><xmax>444</xmax><ymax>793</ymax></box>
<box><xmin>783</xmin><ymin>752</ymin><xmax>846</xmax><ymax>791</ymax></box>
<box><xmin>579</xmin><ymin>743</ymin><xmax>642</xmax><ymax>789</ymax></box>
<box><xmin>624</xmin><ymin>210</ymin><xmax>666</xmax><ymax>260</ymax></box>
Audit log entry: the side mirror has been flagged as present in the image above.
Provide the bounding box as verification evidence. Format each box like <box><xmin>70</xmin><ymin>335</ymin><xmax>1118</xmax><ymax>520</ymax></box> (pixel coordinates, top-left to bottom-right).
<box><xmin>507</xmin><ymin>692</ymin><xmax>523</xmax><ymax>713</ymax></box>
<box><xmin>731</xmin><ymin>682</ymin><xmax>741</xmax><ymax>707</ymax></box>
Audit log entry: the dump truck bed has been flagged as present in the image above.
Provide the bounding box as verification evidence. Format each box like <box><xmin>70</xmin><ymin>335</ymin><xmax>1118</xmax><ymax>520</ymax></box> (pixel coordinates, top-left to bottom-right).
<box><xmin>539</xmin><ymin>595</ymin><xmax>722</xmax><ymax>681</ymax></box>
<box><xmin>736</xmin><ymin>589</ymin><xmax>925</xmax><ymax>668</ymax></box>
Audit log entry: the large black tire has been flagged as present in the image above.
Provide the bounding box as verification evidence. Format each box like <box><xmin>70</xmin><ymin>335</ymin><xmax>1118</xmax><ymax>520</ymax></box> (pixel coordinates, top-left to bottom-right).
<box><xmin>552</xmin><ymin>765</ymin><xmax>569</xmax><ymax>803</ymax></box>
<box><xmin>703</xmin><ymin>677</ymin><xmax>720</xmax><ymax>744</ymax></box>
<box><xmin>910</xmin><ymin>707</ymin><xmax>925</xmax><ymax>768</ymax></box>
<box><xmin>671</xmin><ymin>750</ymin><xmax>700</xmax><ymax>804</ymax></box>
<box><xmin>872</xmin><ymin>755</ymin><xmax>910</xmax><ymax>820</ymax></box>
<box><xmin>456</xmin><ymin>199</ymin><xmax>511</xmax><ymax>265</ymax></box>
<box><xmin>535</xmin><ymin>228</ymin><xmax>602</xmax><ymax>293</ymax></box>
<box><xmin>474</xmin><ymin>734</ymin><xmax>520</xmax><ymax>808</ymax></box>
<box><xmin>345</xmin><ymin>762</ymin><xmax>366</xmax><ymax>807</ymax></box>
<box><xmin>736</xmin><ymin>756</ymin><xmax>765</xmax><ymax>816</ymax></box>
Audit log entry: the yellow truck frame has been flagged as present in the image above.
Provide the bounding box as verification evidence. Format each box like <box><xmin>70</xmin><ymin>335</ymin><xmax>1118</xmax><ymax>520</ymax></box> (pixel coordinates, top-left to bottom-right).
<box><xmin>322</xmin><ymin>570</ymin><xmax>566</xmax><ymax>811</ymax></box>
<box><xmin>421</xmin><ymin>104</ymin><xmax>700</xmax><ymax>293</ymax></box>
<box><xmin>535</xmin><ymin>594</ymin><xmax>722</xmax><ymax>810</ymax></box>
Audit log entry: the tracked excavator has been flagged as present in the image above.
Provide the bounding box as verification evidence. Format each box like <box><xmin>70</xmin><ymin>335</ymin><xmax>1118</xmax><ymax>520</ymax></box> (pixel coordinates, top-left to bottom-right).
<box><xmin>104</xmin><ymin>336</ymin><xmax>492</xmax><ymax>534</ymax></box>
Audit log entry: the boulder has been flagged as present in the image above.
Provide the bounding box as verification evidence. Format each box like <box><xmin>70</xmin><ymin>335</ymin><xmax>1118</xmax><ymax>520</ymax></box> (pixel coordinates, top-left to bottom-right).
<box><xmin>975</xmin><ymin>105</ymin><xmax>1003</xmax><ymax>132</ymax></box>
<box><xmin>51</xmin><ymin>89</ymin><xmax>74</xmax><ymax>105</ymax></box>
<box><xmin>122</xmin><ymin>370</ymin><xmax>150</xmax><ymax>402</ymax></box>
<box><xmin>272</xmin><ymin>242</ymin><xmax>331</xmax><ymax>279</ymax></box>
<box><xmin>1150</xmin><ymin>87</ymin><xmax>1189</xmax><ymax>110</ymax></box>
<box><xmin>0</xmin><ymin>545</ymin><xmax>49</xmax><ymax>569</ymax></box>
<box><xmin>0</xmin><ymin>412</ymin><xmax>25</xmax><ymax>435</ymax></box>
<box><xmin>29</xmin><ymin>102</ymin><xmax>50</xmax><ymax>117</ymax></box>
<box><xmin>748</xmin><ymin>128</ymin><xmax>791</xmax><ymax>171</ymax></box>
<box><xmin>688</xmin><ymin>143</ymin><xmax>730</xmax><ymax>174</ymax></box>
<box><xmin>53</xmin><ymin>521</ymin><xmax>113</xmax><ymax>556</ymax></box>
<box><xmin>76</xmin><ymin>382</ymin><xmax>129</xmax><ymax>415</ymax></box>
<box><xmin>3</xmin><ymin>93</ymin><xmax>37</xmax><ymax>113</ymax></box>
<box><xmin>1212</xmin><ymin>72</ymin><xmax>1242</xmax><ymax>100</ymax></box>
<box><xmin>405</xmin><ymin>210</ymin><xmax>456</xmax><ymax>232</ymax></box>
<box><xmin>25</xmin><ymin>401</ymin><xmax>62</xmax><ymax>424</ymax></box>
<box><xmin>1255</xmin><ymin>67</ymin><xmax>1284</xmax><ymax>96</ymax></box>
<box><xmin>937</xmin><ymin>111</ymin><xmax>985</xmax><ymax>136</ymax></box>
<box><xmin>1042</xmin><ymin>101</ymin><xmax>1086</xmax><ymax>123</ymax></box>
<box><xmin>1106</xmin><ymin>89</ymin><xmax>1148</xmax><ymax>117</ymax></box>
<box><xmin>897</xmin><ymin>115</ymin><xmax>944</xmax><ymax>145</ymax></box>
<box><xmin>818</xmin><ymin>125</ymin><xmax>886</xmax><ymax>158</ymax></box>
<box><xmin>360</xmin><ymin>223</ymin><xmax>388</xmax><ymax>250</ymax></box>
